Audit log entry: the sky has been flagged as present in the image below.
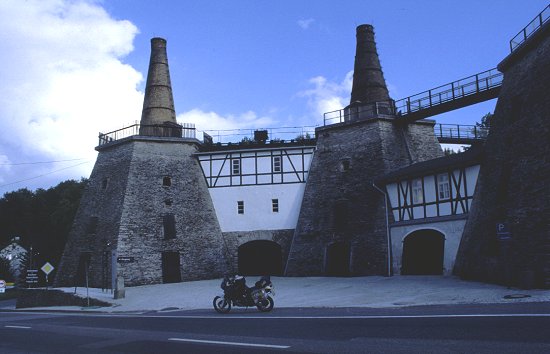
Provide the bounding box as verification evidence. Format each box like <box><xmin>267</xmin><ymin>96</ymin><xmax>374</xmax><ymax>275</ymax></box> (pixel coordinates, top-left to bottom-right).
<box><xmin>0</xmin><ymin>0</ymin><xmax>548</xmax><ymax>195</ymax></box>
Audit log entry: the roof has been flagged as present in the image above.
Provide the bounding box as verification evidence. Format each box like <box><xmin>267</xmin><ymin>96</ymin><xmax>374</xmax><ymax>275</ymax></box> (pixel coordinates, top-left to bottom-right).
<box><xmin>377</xmin><ymin>144</ymin><xmax>484</xmax><ymax>184</ymax></box>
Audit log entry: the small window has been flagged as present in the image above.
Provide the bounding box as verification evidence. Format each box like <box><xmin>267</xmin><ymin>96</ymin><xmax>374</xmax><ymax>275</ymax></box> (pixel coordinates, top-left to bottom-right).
<box><xmin>437</xmin><ymin>174</ymin><xmax>450</xmax><ymax>200</ymax></box>
<box><xmin>87</xmin><ymin>216</ymin><xmax>99</xmax><ymax>234</ymax></box>
<box><xmin>412</xmin><ymin>179</ymin><xmax>423</xmax><ymax>204</ymax></box>
<box><xmin>164</xmin><ymin>199</ymin><xmax>173</xmax><ymax>206</ymax></box>
<box><xmin>272</xmin><ymin>156</ymin><xmax>282</xmax><ymax>173</ymax></box>
<box><xmin>163</xmin><ymin>176</ymin><xmax>172</xmax><ymax>187</ymax></box>
<box><xmin>237</xmin><ymin>201</ymin><xmax>244</xmax><ymax>214</ymax></box>
<box><xmin>341</xmin><ymin>159</ymin><xmax>351</xmax><ymax>172</ymax></box>
<box><xmin>272</xmin><ymin>199</ymin><xmax>279</xmax><ymax>212</ymax></box>
<box><xmin>101</xmin><ymin>178</ymin><xmax>109</xmax><ymax>190</ymax></box>
<box><xmin>163</xmin><ymin>214</ymin><xmax>176</xmax><ymax>239</ymax></box>
<box><xmin>232</xmin><ymin>159</ymin><xmax>241</xmax><ymax>175</ymax></box>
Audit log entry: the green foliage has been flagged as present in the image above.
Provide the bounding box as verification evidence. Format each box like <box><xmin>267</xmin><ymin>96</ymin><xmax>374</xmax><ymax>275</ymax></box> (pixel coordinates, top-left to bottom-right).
<box><xmin>443</xmin><ymin>147</ymin><xmax>457</xmax><ymax>156</ymax></box>
<box><xmin>476</xmin><ymin>112</ymin><xmax>493</xmax><ymax>128</ymax></box>
<box><xmin>295</xmin><ymin>132</ymin><xmax>312</xmax><ymax>142</ymax></box>
<box><xmin>239</xmin><ymin>136</ymin><xmax>254</xmax><ymax>145</ymax></box>
<box><xmin>0</xmin><ymin>178</ymin><xmax>87</xmax><ymax>273</ymax></box>
<box><xmin>0</xmin><ymin>257</ymin><xmax>15</xmax><ymax>282</ymax></box>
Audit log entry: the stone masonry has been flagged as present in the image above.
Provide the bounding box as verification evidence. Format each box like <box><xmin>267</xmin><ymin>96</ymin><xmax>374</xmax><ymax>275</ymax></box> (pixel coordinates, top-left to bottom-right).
<box><xmin>285</xmin><ymin>23</ymin><xmax>442</xmax><ymax>277</ymax></box>
<box><xmin>454</xmin><ymin>21</ymin><xmax>550</xmax><ymax>288</ymax></box>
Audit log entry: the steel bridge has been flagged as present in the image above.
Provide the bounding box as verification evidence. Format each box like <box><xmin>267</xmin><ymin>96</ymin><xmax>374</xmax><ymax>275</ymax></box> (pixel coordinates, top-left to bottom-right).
<box><xmin>394</xmin><ymin>68</ymin><xmax>502</xmax><ymax>123</ymax></box>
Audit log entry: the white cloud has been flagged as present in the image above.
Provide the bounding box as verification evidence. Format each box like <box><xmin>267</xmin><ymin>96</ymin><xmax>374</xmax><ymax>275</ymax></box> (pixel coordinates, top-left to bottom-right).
<box><xmin>178</xmin><ymin>109</ymin><xmax>276</xmax><ymax>143</ymax></box>
<box><xmin>298</xmin><ymin>71</ymin><xmax>353</xmax><ymax>118</ymax></box>
<box><xmin>0</xmin><ymin>0</ymin><xmax>142</xmax><ymax>189</ymax></box>
<box><xmin>297</xmin><ymin>18</ymin><xmax>315</xmax><ymax>30</ymax></box>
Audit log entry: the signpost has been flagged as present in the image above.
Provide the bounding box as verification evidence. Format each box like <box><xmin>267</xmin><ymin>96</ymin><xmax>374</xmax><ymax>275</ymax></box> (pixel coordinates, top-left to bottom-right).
<box><xmin>117</xmin><ymin>257</ymin><xmax>135</xmax><ymax>263</ymax></box>
<box><xmin>26</xmin><ymin>269</ymin><xmax>38</xmax><ymax>287</ymax></box>
<box><xmin>0</xmin><ymin>280</ymin><xmax>5</xmax><ymax>294</ymax></box>
<box><xmin>41</xmin><ymin>262</ymin><xmax>55</xmax><ymax>286</ymax></box>
<box><xmin>496</xmin><ymin>222</ymin><xmax>511</xmax><ymax>241</ymax></box>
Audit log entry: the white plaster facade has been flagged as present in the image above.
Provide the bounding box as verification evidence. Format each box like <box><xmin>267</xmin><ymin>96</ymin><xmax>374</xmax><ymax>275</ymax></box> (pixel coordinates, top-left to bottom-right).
<box><xmin>390</xmin><ymin>218</ymin><xmax>467</xmax><ymax>275</ymax></box>
<box><xmin>384</xmin><ymin>163</ymin><xmax>480</xmax><ymax>275</ymax></box>
<box><xmin>196</xmin><ymin>146</ymin><xmax>314</xmax><ymax>232</ymax></box>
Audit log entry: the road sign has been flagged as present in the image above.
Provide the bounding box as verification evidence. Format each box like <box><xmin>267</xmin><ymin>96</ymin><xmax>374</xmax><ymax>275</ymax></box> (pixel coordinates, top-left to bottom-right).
<box><xmin>0</xmin><ymin>280</ymin><xmax>5</xmax><ymax>293</ymax></box>
<box><xmin>41</xmin><ymin>262</ymin><xmax>55</xmax><ymax>275</ymax></box>
<box><xmin>496</xmin><ymin>222</ymin><xmax>511</xmax><ymax>241</ymax></box>
<box><xmin>117</xmin><ymin>257</ymin><xmax>135</xmax><ymax>263</ymax></box>
<box><xmin>26</xmin><ymin>269</ymin><xmax>38</xmax><ymax>284</ymax></box>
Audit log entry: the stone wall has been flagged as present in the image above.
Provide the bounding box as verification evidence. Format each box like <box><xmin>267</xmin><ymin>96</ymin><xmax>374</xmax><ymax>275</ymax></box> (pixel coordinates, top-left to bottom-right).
<box><xmin>454</xmin><ymin>23</ymin><xmax>550</xmax><ymax>288</ymax></box>
<box><xmin>285</xmin><ymin>118</ymin><xmax>442</xmax><ymax>276</ymax></box>
<box><xmin>54</xmin><ymin>142</ymin><xmax>134</xmax><ymax>287</ymax></box>
<box><xmin>222</xmin><ymin>229</ymin><xmax>294</xmax><ymax>274</ymax></box>
<box><xmin>115</xmin><ymin>138</ymin><xmax>227</xmax><ymax>285</ymax></box>
<box><xmin>56</xmin><ymin>137</ymin><xmax>228</xmax><ymax>287</ymax></box>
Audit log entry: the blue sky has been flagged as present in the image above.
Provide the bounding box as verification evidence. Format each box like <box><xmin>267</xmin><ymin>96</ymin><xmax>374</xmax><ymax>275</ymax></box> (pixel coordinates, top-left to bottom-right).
<box><xmin>0</xmin><ymin>0</ymin><xmax>548</xmax><ymax>195</ymax></box>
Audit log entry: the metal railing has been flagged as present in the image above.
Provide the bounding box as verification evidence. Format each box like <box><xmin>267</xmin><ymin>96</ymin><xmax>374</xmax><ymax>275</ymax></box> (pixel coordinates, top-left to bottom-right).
<box><xmin>200</xmin><ymin>126</ymin><xmax>317</xmax><ymax>145</ymax></box>
<box><xmin>98</xmin><ymin>123</ymin><xmax>196</xmax><ymax>146</ymax></box>
<box><xmin>510</xmin><ymin>4</ymin><xmax>550</xmax><ymax>52</ymax></box>
<box><xmin>98</xmin><ymin>123</ymin><xmax>316</xmax><ymax>147</ymax></box>
<box><xmin>323</xmin><ymin>100</ymin><xmax>396</xmax><ymax>125</ymax></box>
<box><xmin>394</xmin><ymin>68</ymin><xmax>503</xmax><ymax>116</ymax></box>
<box><xmin>434</xmin><ymin>124</ymin><xmax>488</xmax><ymax>142</ymax></box>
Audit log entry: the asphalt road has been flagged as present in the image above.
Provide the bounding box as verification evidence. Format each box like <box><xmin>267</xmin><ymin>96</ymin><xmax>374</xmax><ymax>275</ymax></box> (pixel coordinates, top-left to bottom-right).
<box><xmin>1</xmin><ymin>303</ymin><xmax>549</xmax><ymax>353</ymax></box>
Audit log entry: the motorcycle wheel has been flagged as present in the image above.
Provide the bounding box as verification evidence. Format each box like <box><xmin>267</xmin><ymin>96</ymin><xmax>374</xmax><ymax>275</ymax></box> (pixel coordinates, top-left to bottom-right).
<box><xmin>256</xmin><ymin>295</ymin><xmax>274</xmax><ymax>312</ymax></box>
<box><xmin>213</xmin><ymin>296</ymin><xmax>231</xmax><ymax>314</ymax></box>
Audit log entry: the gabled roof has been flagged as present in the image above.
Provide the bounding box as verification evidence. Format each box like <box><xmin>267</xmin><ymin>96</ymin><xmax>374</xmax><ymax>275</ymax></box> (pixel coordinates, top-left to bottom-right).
<box><xmin>377</xmin><ymin>144</ymin><xmax>484</xmax><ymax>184</ymax></box>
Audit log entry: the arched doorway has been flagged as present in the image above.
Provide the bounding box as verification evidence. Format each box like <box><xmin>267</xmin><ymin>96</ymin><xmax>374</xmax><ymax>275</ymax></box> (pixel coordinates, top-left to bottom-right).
<box><xmin>325</xmin><ymin>241</ymin><xmax>350</xmax><ymax>276</ymax></box>
<box><xmin>402</xmin><ymin>230</ymin><xmax>445</xmax><ymax>275</ymax></box>
<box><xmin>238</xmin><ymin>240</ymin><xmax>282</xmax><ymax>275</ymax></box>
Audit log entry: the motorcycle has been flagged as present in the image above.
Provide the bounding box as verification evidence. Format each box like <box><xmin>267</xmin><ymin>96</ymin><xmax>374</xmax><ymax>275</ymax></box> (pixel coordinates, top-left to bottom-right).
<box><xmin>213</xmin><ymin>275</ymin><xmax>274</xmax><ymax>313</ymax></box>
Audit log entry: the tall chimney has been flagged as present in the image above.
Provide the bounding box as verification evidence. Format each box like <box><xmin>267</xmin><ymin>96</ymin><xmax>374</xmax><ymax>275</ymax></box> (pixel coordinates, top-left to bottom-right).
<box><xmin>350</xmin><ymin>25</ymin><xmax>390</xmax><ymax>105</ymax></box>
<box><xmin>140</xmin><ymin>37</ymin><xmax>177</xmax><ymax>127</ymax></box>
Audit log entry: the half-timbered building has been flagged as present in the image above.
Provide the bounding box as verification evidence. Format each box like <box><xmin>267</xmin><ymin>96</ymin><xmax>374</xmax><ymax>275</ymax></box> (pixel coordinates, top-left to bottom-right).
<box><xmin>378</xmin><ymin>147</ymin><xmax>482</xmax><ymax>276</ymax></box>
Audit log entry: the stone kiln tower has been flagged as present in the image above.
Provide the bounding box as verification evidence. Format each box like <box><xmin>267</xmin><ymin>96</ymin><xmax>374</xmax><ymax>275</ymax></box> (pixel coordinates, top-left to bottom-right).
<box><xmin>285</xmin><ymin>25</ymin><xmax>443</xmax><ymax>277</ymax></box>
<box><xmin>55</xmin><ymin>38</ymin><xmax>227</xmax><ymax>287</ymax></box>
<box><xmin>454</xmin><ymin>20</ymin><xmax>550</xmax><ymax>289</ymax></box>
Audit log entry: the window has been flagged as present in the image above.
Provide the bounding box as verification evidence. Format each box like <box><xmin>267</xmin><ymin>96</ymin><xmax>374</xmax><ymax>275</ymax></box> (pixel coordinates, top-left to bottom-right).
<box><xmin>412</xmin><ymin>179</ymin><xmax>423</xmax><ymax>204</ymax></box>
<box><xmin>86</xmin><ymin>216</ymin><xmax>99</xmax><ymax>234</ymax></box>
<box><xmin>272</xmin><ymin>156</ymin><xmax>282</xmax><ymax>173</ymax></box>
<box><xmin>272</xmin><ymin>199</ymin><xmax>279</xmax><ymax>212</ymax></box>
<box><xmin>232</xmin><ymin>159</ymin><xmax>241</xmax><ymax>175</ymax></box>
<box><xmin>164</xmin><ymin>199</ymin><xmax>173</xmax><ymax>206</ymax></box>
<box><xmin>163</xmin><ymin>176</ymin><xmax>172</xmax><ymax>187</ymax></box>
<box><xmin>163</xmin><ymin>214</ymin><xmax>176</xmax><ymax>239</ymax></box>
<box><xmin>437</xmin><ymin>174</ymin><xmax>450</xmax><ymax>200</ymax></box>
<box><xmin>101</xmin><ymin>178</ymin><xmax>109</xmax><ymax>190</ymax></box>
<box><xmin>237</xmin><ymin>201</ymin><xmax>244</xmax><ymax>214</ymax></box>
<box><xmin>341</xmin><ymin>159</ymin><xmax>351</xmax><ymax>172</ymax></box>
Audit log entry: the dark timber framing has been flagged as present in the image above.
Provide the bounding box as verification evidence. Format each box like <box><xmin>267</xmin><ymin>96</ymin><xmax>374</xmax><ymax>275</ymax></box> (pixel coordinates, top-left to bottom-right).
<box><xmin>393</xmin><ymin>167</ymin><xmax>472</xmax><ymax>222</ymax></box>
<box><xmin>196</xmin><ymin>146</ymin><xmax>315</xmax><ymax>188</ymax></box>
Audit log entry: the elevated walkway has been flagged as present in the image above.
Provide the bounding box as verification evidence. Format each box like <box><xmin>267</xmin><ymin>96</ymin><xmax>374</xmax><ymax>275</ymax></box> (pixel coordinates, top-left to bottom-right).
<box><xmin>434</xmin><ymin>124</ymin><xmax>488</xmax><ymax>145</ymax></box>
<box><xmin>394</xmin><ymin>68</ymin><xmax>503</xmax><ymax>123</ymax></box>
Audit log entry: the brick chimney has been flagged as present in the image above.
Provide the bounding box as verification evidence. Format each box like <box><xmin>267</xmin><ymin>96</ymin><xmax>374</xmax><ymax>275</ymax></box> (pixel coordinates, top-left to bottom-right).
<box><xmin>140</xmin><ymin>38</ymin><xmax>177</xmax><ymax>128</ymax></box>
<box><xmin>349</xmin><ymin>25</ymin><xmax>391</xmax><ymax>105</ymax></box>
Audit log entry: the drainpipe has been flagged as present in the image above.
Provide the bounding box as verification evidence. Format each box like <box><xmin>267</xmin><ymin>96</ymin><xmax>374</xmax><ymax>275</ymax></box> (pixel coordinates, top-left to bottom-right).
<box><xmin>372</xmin><ymin>182</ymin><xmax>392</xmax><ymax>277</ymax></box>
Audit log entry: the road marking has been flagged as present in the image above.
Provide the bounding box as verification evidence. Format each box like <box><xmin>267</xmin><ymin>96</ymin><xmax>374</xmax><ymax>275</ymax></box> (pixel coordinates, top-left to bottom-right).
<box><xmin>111</xmin><ymin>313</ymin><xmax>550</xmax><ymax>320</ymax></box>
<box><xmin>10</xmin><ymin>311</ymin><xmax>550</xmax><ymax>319</ymax></box>
<box><xmin>168</xmin><ymin>337</ymin><xmax>290</xmax><ymax>349</ymax></box>
<box><xmin>5</xmin><ymin>325</ymin><xmax>31</xmax><ymax>329</ymax></box>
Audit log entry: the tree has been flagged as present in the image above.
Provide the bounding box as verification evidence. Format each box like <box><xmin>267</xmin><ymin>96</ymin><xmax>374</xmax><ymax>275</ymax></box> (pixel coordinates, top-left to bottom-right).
<box><xmin>0</xmin><ymin>178</ymin><xmax>87</xmax><ymax>272</ymax></box>
<box><xmin>476</xmin><ymin>112</ymin><xmax>493</xmax><ymax>128</ymax></box>
<box><xmin>0</xmin><ymin>257</ymin><xmax>15</xmax><ymax>282</ymax></box>
<box><xmin>475</xmin><ymin>112</ymin><xmax>492</xmax><ymax>138</ymax></box>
